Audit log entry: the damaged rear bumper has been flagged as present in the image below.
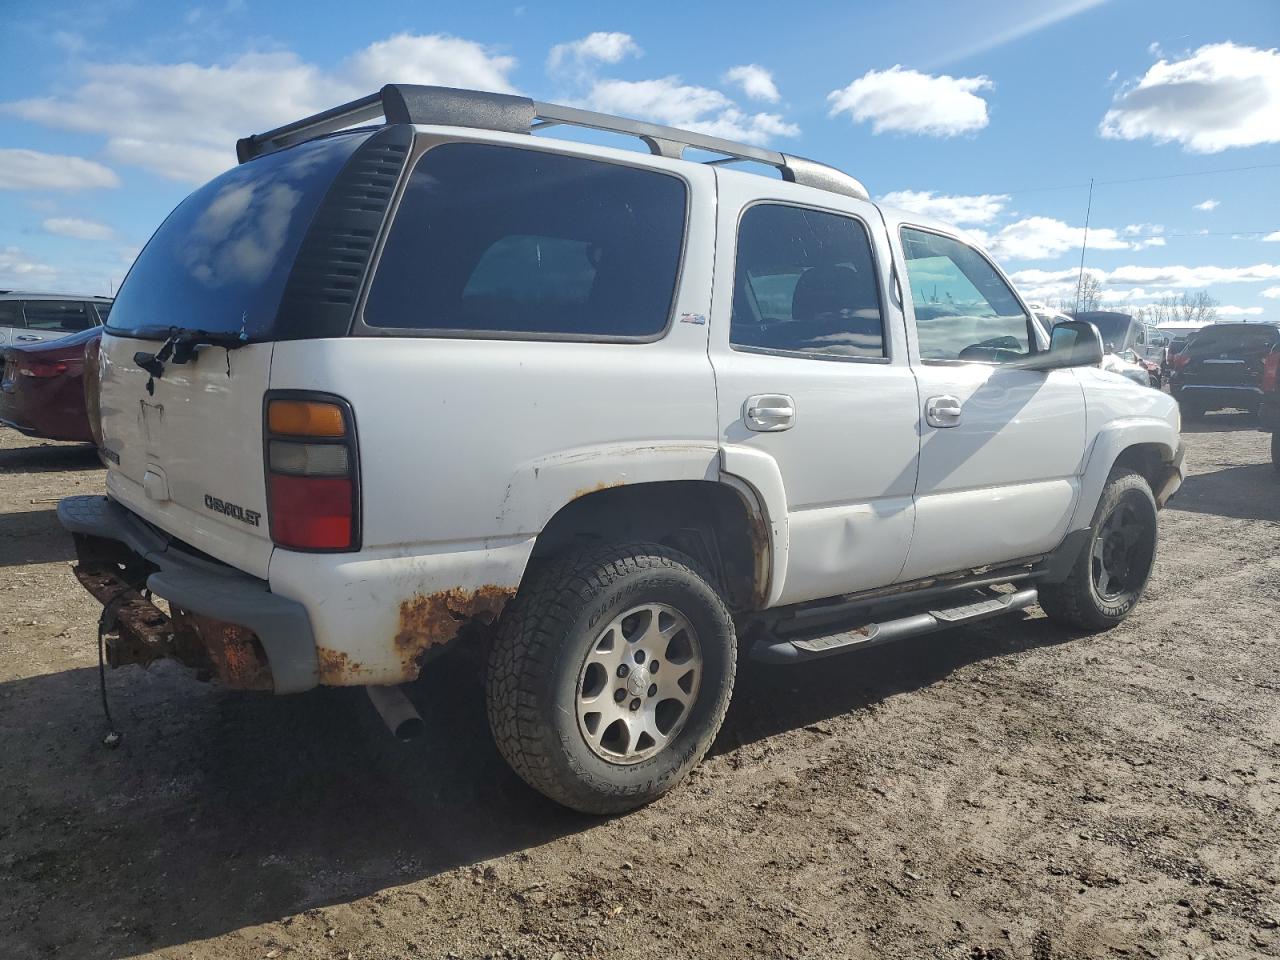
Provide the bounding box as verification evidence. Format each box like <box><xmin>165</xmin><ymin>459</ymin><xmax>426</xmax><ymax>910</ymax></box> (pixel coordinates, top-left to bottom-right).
<box><xmin>58</xmin><ymin>495</ymin><xmax>318</xmax><ymax>693</ymax></box>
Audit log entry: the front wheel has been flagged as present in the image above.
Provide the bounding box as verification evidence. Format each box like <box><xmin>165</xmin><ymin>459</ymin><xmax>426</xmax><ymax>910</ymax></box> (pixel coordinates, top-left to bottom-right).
<box><xmin>486</xmin><ymin>542</ymin><xmax>737</xmax><ymax>814</ymax></box>
<box><xmin>1039</xmin><ymin>468</ymin><xmax>1158</xmax><ymax>631</ymax></box>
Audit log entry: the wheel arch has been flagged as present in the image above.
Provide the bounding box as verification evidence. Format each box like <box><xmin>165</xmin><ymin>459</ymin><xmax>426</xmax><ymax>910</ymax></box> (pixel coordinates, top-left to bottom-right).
<box><xmin>1068</xmin><ymin>420</ymin><xmax>1178</xmax><ymax>531</ymax></box>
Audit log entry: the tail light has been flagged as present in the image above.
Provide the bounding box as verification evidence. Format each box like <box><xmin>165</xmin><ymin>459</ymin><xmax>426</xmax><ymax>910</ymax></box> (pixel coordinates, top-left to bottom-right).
<box><xmin>1169</xmin><ymin>352</ymin><xmax>1190</xmax><ymax>373</ymax></box>
<box><xmin>264</xmin><ymin>394</ymin><xmax>360</xmax><ymax>551</ymax></box>
<box><xmin>18</xmin><ymin>358</ymin><xmax>69</xmax><ymax>378</ymax></box>
<box><xmin>1263</xmin><ymin>352</ymin><xmax>1280</xmax><ymax>394</ymax></box>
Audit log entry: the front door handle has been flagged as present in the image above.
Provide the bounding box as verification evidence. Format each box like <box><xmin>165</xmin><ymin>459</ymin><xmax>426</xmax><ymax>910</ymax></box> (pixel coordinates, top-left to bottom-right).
<box><xmin>925</xmin><ymin>395</ymin><xmax>962</xmax><ymax>428</ymax></box>
<box><xmin>744</xmin><ymin>394</ymin><xmax>796</xmax><ymax>432</ymax></box>
<box><xmin>16</xmin><ymin>335</ymin><xmax>40</xmax><ymax>341</ymax></box>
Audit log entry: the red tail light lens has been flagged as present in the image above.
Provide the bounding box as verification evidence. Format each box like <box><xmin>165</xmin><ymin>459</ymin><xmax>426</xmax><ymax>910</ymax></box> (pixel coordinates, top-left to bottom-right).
<box><xmin>1170</xmin><ymin>352</ymin><xmax>1190</xmax><ymax>372</ymax></box>
<box><xmin>18</xmin><ymin>358</ymin><xmax>68</xmax><ymax>378</ymax></box>
<box><xmin>1263</xmin><ymin>352</ymin><xmax>1280</xmax><ymax>394</ymax></box>
<box><xmin>264</xmin><ymin>394</ymin><xmax>359</xmax><ymax>551</ymax></box>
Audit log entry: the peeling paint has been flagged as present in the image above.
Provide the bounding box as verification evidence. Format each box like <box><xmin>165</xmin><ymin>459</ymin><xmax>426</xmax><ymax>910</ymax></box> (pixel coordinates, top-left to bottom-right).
<box><xmin>316</xmin><ymin>647</ymin><xmax>366</xmax><ymax>684</ymax></box>
<box><xmin>571</xmin><ymin>479</ymin><xmax>624</xmax><ymax>500</ymax></box>
<box><xmin>394</xmin><ymin>585</ymin><xmax>515</xmax><ymax>678</ymax></box>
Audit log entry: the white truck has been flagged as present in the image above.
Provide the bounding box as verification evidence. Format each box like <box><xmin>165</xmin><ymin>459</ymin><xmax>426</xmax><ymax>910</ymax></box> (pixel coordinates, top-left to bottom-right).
<box><xmin>60</xmin><ymin>85</ymin><xmax>1184</xmax><ymax>813</ymax></box>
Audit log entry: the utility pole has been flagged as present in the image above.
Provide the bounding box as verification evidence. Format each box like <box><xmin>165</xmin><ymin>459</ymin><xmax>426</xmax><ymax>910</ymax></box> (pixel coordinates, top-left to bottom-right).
<box><xmin>1074</xmin><ymin>177</ymin><xmax>1094</xmax><ymax>315</ymax></box>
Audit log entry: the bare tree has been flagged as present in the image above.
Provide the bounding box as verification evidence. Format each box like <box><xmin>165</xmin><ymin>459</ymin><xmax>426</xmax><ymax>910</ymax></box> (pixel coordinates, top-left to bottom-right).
<box><xmin>1134</xmin><ymin>291</ymin><xmax>1218</xmax><ymax>327</ymax></box>
<box><xmin>1058</xmin><ymin>274</ymin><xmax>1102</xmax><ymax>313</ymax></box>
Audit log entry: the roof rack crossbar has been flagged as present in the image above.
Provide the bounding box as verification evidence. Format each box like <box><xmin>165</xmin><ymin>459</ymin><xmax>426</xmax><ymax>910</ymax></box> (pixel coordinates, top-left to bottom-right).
<box><xmin>237</xmin><ymin>84</ymin><xmax>870</xmax><ymax>201</ymax></box>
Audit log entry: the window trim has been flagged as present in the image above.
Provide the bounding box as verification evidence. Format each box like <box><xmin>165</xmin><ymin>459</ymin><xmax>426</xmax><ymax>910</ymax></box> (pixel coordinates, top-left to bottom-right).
<box><xmin>727</xmin><ymin>199</ymin><xmax>892</xmax><ymax>365</ymax></box>
<box><xmin>897</xmin><ymin>223</ymin><xmax>1042</xmax><ymax>366</ymax></box>
<box><xmin>353</xmin><ymin>136</ymin><xmax>693</xmax><ymax>345</ymax></box>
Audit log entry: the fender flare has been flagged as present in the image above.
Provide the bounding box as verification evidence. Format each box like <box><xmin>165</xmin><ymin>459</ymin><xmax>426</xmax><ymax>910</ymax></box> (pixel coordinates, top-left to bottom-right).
<box><xmin>718</xmin><ymin>444</ymin><xmax>790</xmax><ymax>608</ymax></box>
<box><xmin>1068</xmin><ymin>418</ymin><xmax>1179</xmax><ymax>531</ymax></box>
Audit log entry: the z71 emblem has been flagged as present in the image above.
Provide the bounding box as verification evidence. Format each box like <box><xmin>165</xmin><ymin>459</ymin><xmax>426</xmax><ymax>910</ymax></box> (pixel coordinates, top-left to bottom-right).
<box><xmin>204</xmin><ymin>494</ymin><xmax>261</xmax><ymax>527</ymax></box>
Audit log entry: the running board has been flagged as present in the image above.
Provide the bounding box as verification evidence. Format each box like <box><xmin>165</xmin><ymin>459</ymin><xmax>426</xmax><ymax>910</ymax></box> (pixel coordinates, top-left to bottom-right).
<box><xmin>750</xmin><ymin>588</ymin><xmax>1039</xmax><ymax>664</ymax></box>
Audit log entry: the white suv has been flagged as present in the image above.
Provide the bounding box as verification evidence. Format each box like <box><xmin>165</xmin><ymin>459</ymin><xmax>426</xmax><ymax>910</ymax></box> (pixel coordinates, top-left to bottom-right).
<box><xmin>60</xmin><ymin>85</ymin><xmax>1184</xmax><ymax>813</ymax></box>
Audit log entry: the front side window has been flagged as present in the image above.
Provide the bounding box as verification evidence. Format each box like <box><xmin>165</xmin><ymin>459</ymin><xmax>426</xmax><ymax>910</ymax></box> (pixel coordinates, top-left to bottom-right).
<box><xmin>730</xmin><ymin>203</ymin><xmax>885</xmax><ymax>359</ymax></box>
<box><xmin>23</xmin><ymin>300</ymin><xmax>92</xmax><ymax>332</ymax></box>
<box><xmin>365</xmin><ymin>143</ymin><xmax>687</xmax><ymax>339</ymax></box>
<box><xmin>900</xmin><ymin>228</ymin><xmax>1032</xmax><ymax>363</ymax></box>
<box><xmin>0</xmin><ymin>301</ymin><xmax>23</xmax><ymax>328</ymax></box>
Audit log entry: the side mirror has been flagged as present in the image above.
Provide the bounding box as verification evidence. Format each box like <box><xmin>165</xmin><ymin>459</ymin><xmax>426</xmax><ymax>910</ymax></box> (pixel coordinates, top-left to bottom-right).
<box><xmin>1048</xmin><ymin>319</ymin><xmax>1105</xmax><ymax>368</ymax></box>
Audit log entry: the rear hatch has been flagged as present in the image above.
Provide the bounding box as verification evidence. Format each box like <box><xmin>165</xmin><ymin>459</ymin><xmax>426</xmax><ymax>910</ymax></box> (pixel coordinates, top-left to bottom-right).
<box><xmin>1180</xmin><ymin>324</ymin><xmax>1280</xmax><ymax>388</ymax></box>
<box><xmin>97</xmin><ymin>126</ymin><xmax>407</xmax><ymax>578</ymax></box>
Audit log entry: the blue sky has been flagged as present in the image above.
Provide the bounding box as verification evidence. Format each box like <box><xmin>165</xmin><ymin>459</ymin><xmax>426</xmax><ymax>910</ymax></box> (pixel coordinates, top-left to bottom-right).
<box><xmin>1</xmin><ymin>0</ymin><xmax>1277</xmax><ymax>321</ymax></box>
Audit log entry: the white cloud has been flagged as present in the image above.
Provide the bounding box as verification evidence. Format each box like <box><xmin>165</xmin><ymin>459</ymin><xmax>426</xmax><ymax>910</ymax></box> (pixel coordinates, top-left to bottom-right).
<box><xmin>1261</xmin><ymin>286</ymin><xmax>1280</xmax><ymax>299</ymax></box>
<box><xmin>1193</xmin><ymin>198</ymin><xmax>1219</xmax><ymax>211</ymax></box>
<box><xmin>828</xmin><ymin>66</ymin><xmax>993</xmax><ymax>137</ymax></box>
<box><xmin>548</xmin><ymin>32</ymin><xmax>641</xmax><ymax>73</ymax></box>
<box><xmin>4</xmin><ymin>35</ymin><xmax>519</xmax><ymax>184</ymax></box>
<box><xmin>1009</xmin><ymin>262</ymin><xmax>1280</xmax><ymax>302</ymax></box>
<box><xmin>723</xmin><ymin>65</ymin><xmax>781</xmax><ymax>103</ymax></box>
<box><xmin>581</xmin><ymin>76</ymin><xmax>799</xmax><ymax>145</ymax></box>
<box><xmin>42</xmin><ymin>217</ymin><xmax>114</xmax><ymax>241</ymax></box>
<box><xmin>1263</xmin><ymin>231</ymin><xmax>1280</xmax><ymax>242</ymax></box>
<box><xmin>1216</xmin><ymin>305</ymin><xmax>1264</xmax><ymax>316</ymax></box>
<box><xmin>879</xmin><ymin>189</ymin><xmax>1009</xmax><ymax>225</ymax></box>
<box><xmin>0</xmin><ymin>246</ymin><xmax>58</xmax><ymax>287</ymax></box>
<box><xmin>1100</xmin><ymin>42</ymin><xmax>1280</xmax><ymax>153</ymax></box>
<box><xmin>972</xmin><ymin>216</ymin><xmax>1166</xmax><ymax>261</ymax></box>
<box><xmin>0</xmin><ymin>148</ymin><xmax>120</xmax><ymax>191</ymax></box>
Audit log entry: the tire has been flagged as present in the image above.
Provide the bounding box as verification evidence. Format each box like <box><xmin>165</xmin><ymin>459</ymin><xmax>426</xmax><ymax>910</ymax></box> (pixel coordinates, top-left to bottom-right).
<box><xmin>1271</xmin><ymin>431</ymin><xmax>1279</xmax><ymax>475</ymax></box>
<box><xmin>486</xmin><ymin>542</ymin><xmax>737</xmax><ymax>814</ymax></box>
<box><xmin>1039</xmin><ymin>468</ymin><xmax>1158</xmax><ymax>631</ymax></box>
<box><xmin>1178</xmin><ymin>400</ymin><xmax>1204</xmax><ymax>421</ymax></box>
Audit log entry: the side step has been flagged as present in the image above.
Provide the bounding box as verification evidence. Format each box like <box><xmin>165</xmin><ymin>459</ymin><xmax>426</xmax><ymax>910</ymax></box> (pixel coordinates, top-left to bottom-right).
<box><xmin>750</xmin><ymin>588</ymin><xmax>1039</xmax><ymax>664</ymax></box>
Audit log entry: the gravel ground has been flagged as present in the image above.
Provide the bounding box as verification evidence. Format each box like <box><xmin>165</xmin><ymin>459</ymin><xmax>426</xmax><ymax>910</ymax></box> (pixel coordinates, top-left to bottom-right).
<box><xmin>1</xmin><ymin>415</ymin><xmax>1277</xmax><ymax>960</ymax></box>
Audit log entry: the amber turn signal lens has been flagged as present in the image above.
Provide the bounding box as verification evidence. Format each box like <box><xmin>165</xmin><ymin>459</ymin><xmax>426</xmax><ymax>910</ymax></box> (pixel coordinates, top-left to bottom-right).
<box><xmin>267</xmin><ymin>400</ymin><xmax>346</xmax><ymax>437</ymax></box>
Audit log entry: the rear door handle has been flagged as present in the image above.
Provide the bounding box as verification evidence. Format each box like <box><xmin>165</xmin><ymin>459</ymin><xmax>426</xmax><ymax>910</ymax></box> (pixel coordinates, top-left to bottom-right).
<box><xmin>925</xmin><ymin>395</ymin><xmax>962</xmax><ymax>428</ymax></box>
<box><xmin>16</xmin><ymin>335</ymin><xmax>40</xmax><ymax>341</ymax></box>
<box><xmin>744</xmin><ymin>394</ymin><xmax>796</xmax><ymax>432</ymax></box>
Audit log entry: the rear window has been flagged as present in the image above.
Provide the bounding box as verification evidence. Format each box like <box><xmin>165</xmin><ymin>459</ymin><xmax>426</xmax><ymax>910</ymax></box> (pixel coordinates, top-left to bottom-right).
<box><xmin>364</xmin><ymin>143</ymin><xmax>687</xmax><ymax>339</ymax></box>
<box><xmin>105</xmin><ymin>132</ymin><xmax>369</xmax><ymax>340</ymax></box>
<box><xmin>1187</xmin><ymin>325</ymin><xmax>1279</xmax><ymax>356</ymax></box>
<box><xmin>23</xmin><ymin>300</ymin><xmax>93</xmax><ymax>332</ymax></box>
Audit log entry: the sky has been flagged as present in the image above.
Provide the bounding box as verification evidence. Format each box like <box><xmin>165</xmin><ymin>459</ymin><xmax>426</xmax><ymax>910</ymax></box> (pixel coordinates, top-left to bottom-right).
<box><xmin>0</xmin><ymin>0</ymin><xmax>1277</xmax><ymax>322</ymax></box>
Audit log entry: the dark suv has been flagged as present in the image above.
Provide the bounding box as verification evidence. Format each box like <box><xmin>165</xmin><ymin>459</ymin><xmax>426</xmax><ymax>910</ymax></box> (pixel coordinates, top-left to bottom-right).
<box><xmin>1169</xmin><ymin>322</ymin><xmax>1280</xmax><ymax>418</ymax></box>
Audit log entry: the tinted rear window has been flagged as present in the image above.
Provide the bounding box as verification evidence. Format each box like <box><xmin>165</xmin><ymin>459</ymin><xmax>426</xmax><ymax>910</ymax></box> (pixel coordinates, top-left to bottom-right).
<box><xmin>24</xmin><ymin>300</ymin><xmax>93</xmax><ymax>332</ymax></box>
<box><xmin>106</xmin><ymin>132</ymin><xmax>369</xmax><ymax>340</ymax></box>
<box><xmin>1187</xmin><ymin>325</ymin><xmax>1279</xmax><ymax>356</ymax></box>
<box><xmin>364</xmin><ymin>143</ymin><xmax>687</xmax><ymax>339</ymax></box>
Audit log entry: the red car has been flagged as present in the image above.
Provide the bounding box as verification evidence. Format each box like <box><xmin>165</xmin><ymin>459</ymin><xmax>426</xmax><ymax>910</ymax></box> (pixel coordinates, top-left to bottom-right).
<box><xmin>0</xmin><ymin>327</ymin><xmax>102</xmax><ymax>443</ymax></box>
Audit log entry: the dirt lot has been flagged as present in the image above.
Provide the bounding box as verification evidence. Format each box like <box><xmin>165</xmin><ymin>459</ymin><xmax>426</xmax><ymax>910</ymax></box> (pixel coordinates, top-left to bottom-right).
<box><xmin>2</xmin><ymin>417</ymin><xmax>1278</xmax><ymax>960</ymax></box>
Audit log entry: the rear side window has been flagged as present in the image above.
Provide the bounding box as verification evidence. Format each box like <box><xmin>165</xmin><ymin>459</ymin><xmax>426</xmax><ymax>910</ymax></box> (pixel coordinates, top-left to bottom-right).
<box><xmin>0</xmin><ymin>301</ymin><xmax>22</xmax><ymax>328</ymax></box>
<box><xmin>106</xmin><ymin>131</ymin><xmax>370</xmax><ymax>340</ymax></box>
<box><xmin>730</xmin><ymin>203</ymin><xmax>885</xmax><ymax>359</ymax></box>
<box><xmin>364</xmin><ymin>143</ymin><xmax>687</xmax><ymax>339</ymax></box>
<box><xmin>901</xmin><ymin>227</ymin><xmax>1032</xmax><ymax>363</ymax></box>
<box><xmin>1187</xmin><ymin>325</ymin><xmax>1279</xmax><ymax>356</ymax></box>
<box><xmin>93</xmin><ymin>302</ymin><xmax>111</xmax><ymax>323</ymax></box>
<box><xmin>23</xmin><ymin>300</ymin><xmax>92</xmax><ymax>332</ymax></box>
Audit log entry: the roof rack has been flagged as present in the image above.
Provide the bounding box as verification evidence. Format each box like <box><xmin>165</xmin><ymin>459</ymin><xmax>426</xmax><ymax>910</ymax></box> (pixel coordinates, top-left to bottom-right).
<box><xmin>237</xmin><ymin>84</ymin><xmax>870</xmax><ymax>201</ymax></box>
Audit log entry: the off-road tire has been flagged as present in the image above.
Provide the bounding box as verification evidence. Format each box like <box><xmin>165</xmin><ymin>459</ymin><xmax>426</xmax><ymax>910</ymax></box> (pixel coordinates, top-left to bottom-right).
<box><xmin>486</xmin><ymin>542</ymin><xmax>736</xmax><ymax>814</ymax></box>
<box><xmin>1039</xmin><ymin>468</ymin><xmax>1158</xmax><ymax>631</ymax></box>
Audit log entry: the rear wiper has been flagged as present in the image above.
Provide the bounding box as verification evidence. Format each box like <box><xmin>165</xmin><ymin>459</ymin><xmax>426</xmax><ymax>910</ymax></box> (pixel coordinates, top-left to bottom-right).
<box><xmin>133</xmin><ymin>327</ymin><xmax>250</xmax><ymax>394</ymax></box>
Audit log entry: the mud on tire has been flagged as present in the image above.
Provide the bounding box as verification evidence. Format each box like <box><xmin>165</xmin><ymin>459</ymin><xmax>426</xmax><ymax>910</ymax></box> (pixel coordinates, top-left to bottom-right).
<box><xmin>485</xmin><ymin>542</ymin><xmax>737</xmax><ymax>814</ymax></box>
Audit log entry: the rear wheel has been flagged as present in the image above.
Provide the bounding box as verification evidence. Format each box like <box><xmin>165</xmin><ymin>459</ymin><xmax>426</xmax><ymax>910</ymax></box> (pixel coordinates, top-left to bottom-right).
<box><xmin>1039</xmin><ymin>468</ymin><xmax>1158</xmax><ymax>631</ymax></box>
<box><xmin>486</xmin><ymin>542</ymin><xmax>736</xmax><ymax>814</ymax></box>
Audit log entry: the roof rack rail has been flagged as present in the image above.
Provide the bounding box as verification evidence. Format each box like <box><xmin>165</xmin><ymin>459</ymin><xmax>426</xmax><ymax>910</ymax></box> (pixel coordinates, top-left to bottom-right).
<box><xmin>237</xmin><ymin>84</ymin><xmax>870</xmax><ymax>201</ymax></box>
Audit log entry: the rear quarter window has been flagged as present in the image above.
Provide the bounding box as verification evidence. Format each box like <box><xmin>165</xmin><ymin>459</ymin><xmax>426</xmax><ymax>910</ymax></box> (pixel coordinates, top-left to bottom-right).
<box><xmin>363</xmin><ymin>143</ymin><xmax>687</xmax><ymax>340</ymax></box>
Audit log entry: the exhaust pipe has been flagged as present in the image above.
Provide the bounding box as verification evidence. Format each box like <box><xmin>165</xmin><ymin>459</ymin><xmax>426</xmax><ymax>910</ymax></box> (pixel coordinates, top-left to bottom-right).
<box><xmin>365</xmin><ymin>684</ymin><xmax>425</xmax><ymax>741</ymax></box>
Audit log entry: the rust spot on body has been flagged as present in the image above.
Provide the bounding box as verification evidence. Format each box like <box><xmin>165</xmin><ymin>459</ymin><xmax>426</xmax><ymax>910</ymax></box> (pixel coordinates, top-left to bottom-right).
<box><xmin>395</xmin><ymin>585</ymin><xmax>515</xmax><ymax>678</ymax></box>
<box><xmin>316</xmin><ymin>647</ymin><xmax>366</xmax><ymax>684</ymax></box>
<box><xmin>572</xmin><ymin>479</ymin><xmax>624</xmax><ymax>500</ymax></box>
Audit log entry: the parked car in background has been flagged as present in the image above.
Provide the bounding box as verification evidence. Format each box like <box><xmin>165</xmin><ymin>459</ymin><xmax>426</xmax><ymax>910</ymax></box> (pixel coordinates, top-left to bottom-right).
<box><xmin>1168</xmin><ymin>322</ymin><xmax>1280</xmax><ymax>418</ymax></box>
<box><xmin>1070</xmin><ymin>311</ymin><xmax>1160</xmax><ymax>387</ymax></box>
<box><xmin>0</xmin><ymin>327</ymin><xmax>101</xmax><ymax>442</ymax></box>
<box><xmin>1255</xmin><ymin>342</ymin><xmax>1279</xmax><ymax>472</ymax></box>
<box><xmin>1033</xmin><ymin>309</ymin><xmax>1153</xmax><ymax>387</ymax></box>
<box><xmin>0</xmin><ymin>292</ymin><xmax>111</xmax><ymax>347</ymax></box>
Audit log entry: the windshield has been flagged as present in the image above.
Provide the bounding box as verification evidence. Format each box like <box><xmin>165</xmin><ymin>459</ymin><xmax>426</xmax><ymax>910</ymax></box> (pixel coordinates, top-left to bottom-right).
<box><xmin>106</xmin><ymin>131</ymin><xmax>369</xmax><ymax>341</ymax></box>
<box><xmin>1076</xmin><ymin>313</ymin><xmax>1133</xmax><ymax>351</ymax></box>
<box><xmin>1186</xmin><ymin>325</ymin><xmax>1279</xmax><ymax>357</ymax></box>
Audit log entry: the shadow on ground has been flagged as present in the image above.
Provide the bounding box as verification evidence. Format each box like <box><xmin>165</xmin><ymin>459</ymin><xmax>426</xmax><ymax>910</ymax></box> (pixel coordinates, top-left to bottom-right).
<box><xmin>2</xmin><ymin>608</ymin><xmax>1072</xmax><ymax>959</ymax></box>
<box><xmin>1169</xmin><ymin>462</ymin><xmax>1280</xmax><ymax>522</ymax></box>
<box><xmin>0</xmin><ymin>508</ymin><xmax>76</xmax><ymax>567</ymax></box>
<box><xmin>0</xmin><ymin>441</ymin><xmax>101</xmax><ymax>473</ymax></box>
<box><xmin>1179</xmin><ymin>411</ymin><xmax>1259</xmax><ymax>434</ymax></box>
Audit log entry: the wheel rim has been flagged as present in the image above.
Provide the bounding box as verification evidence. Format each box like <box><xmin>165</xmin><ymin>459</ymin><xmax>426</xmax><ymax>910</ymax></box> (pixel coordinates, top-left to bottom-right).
<box><xmin>1091</xmin><ymin>499</ymin><xmax>1154</xmax><ymax>601</ymax></box>
<box><xmin>575</xmin><ymin>603</ymin><xmax>702</xmax><ymax>766</ymax></box>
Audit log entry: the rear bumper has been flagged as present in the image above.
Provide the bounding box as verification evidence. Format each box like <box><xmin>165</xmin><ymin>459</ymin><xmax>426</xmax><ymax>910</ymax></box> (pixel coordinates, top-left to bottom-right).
<box><xmin>58</xmin><ymin>495</ymin><xmax>319</xmax><ymax>693</ymax></box>
<box><xmin>1172</xmin><ymin>383</ymin><xmax>1263</xmax><ymax>410</ymax></box>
